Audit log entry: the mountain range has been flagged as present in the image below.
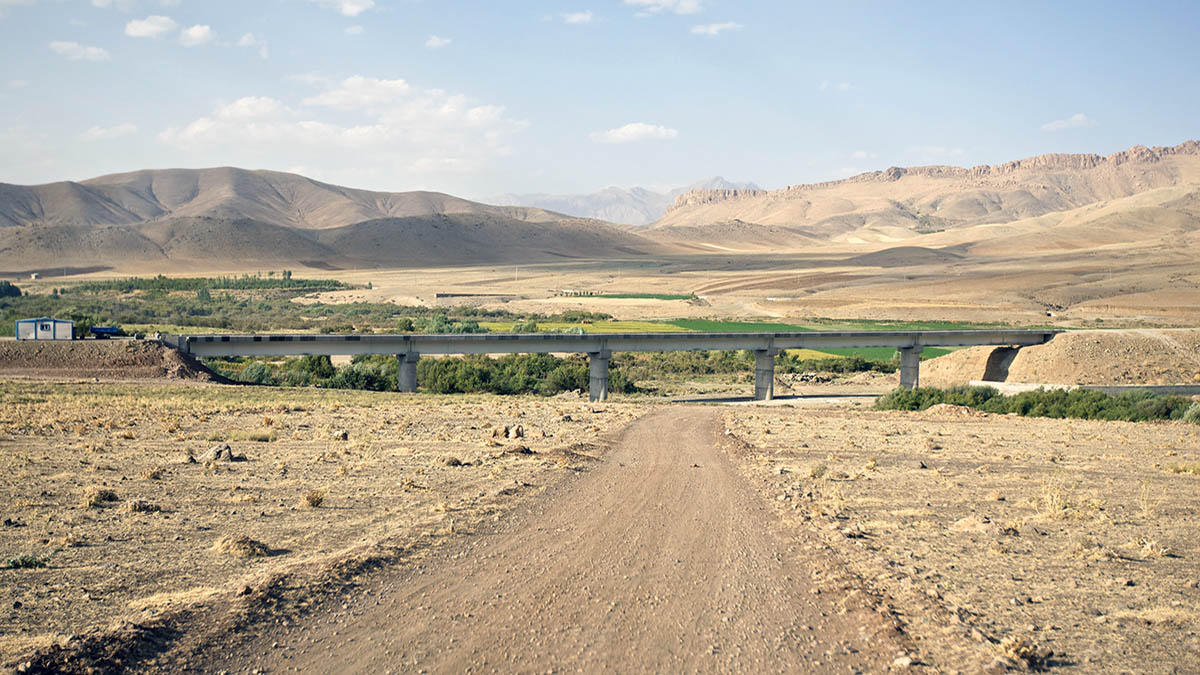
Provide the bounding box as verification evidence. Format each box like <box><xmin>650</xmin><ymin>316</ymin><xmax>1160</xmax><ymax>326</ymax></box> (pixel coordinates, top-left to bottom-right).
<box><xmin>0</xmin><ymin>167</ymin><xmax>660</xmax><ymax>272</ymax></box>
<box><xmin>652</xmin><ymin>141</ymin><xmax>1200</xmax><ymax>251</ymax></box>
<box><xmin>487</xmin><ymin>177</ymin><xmax>760</xmax><ymax>226</ymax></box>
<box><xmin>1</xmin><ymin>141</ymin><xmax>1198</xmax><ymax>273</ymax></box>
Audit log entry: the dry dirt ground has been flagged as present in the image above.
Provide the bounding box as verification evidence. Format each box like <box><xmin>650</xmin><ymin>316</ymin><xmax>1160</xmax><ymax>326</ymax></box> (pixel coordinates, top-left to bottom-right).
<box><xmin>0</xmin><ymin>340</ymin><xmax>221</xmax><ymax>381</ymax></box>
<box><xmin>727</xmin><ymin>404</ymin><xmax>1200</xmax><ymax>673</ymax></box>
<box><xmin>923</xmin><ymin>329</ymin><xmax>1200</xmax><ymax>387</ymax></box>
<box><xmin>0</xmin><ymin>380</ymin><xmax>645</xmax><ymax>670</ymax></box>
<box><xmin>166</xmin><ymin>407</ymin><xmax>911</xmax><ymax>674</ymax></box>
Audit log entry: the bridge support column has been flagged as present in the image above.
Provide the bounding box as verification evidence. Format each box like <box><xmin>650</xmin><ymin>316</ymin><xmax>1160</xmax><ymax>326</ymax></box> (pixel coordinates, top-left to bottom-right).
<box><xmin>397</xmin><ymin>352</ymin><xmax>419</xmax><ymax>393</ymax></box>
<box><xmin>898</xmin><ymin>346</ymin><xmax>923</xmax><ymax>390</ymax></box>
<box><xmin>754</xmin><ymin>349</ymin><xmax>778</xmax><ymax>401</ymax></box>
<box><xmin>588</xmin><ymin>351</ymin><xmax>610</xmax><ymax>402</ymax></box>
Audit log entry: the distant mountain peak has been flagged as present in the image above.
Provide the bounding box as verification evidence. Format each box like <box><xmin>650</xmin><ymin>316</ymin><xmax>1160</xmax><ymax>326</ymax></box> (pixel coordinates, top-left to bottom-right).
<box><xmin>486</xmin><ymin>176</ymin><xmax>760</xmax><ymax>226</ymax></box>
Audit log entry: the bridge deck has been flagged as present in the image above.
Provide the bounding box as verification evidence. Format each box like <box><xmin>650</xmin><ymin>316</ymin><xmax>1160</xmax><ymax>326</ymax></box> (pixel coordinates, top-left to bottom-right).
<box><xmin>171</xmin><ymin>330</ymin><xmax>1060</xmax><ymax>402</ymax></box>
<box><xmin>176</xmin><ymin>330</ymin><xmax>1058</xmax><ymax>357</ymax></box>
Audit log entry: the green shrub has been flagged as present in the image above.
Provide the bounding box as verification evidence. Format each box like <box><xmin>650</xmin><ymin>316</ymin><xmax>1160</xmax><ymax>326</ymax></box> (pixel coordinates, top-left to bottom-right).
<box><xmin>0</xmin><ymin>281</ymin><xmax>21</xmax><ymax>298</ymax></box>
<box><xmin>876</xmin><ymin>386</ymin><xmax>1195</xmax><ymax>423</ymax></box>
<box><xmin>1185</xmin><ymin>401</ymin><xmax>1200</xmax><ymax>425</ymax></box>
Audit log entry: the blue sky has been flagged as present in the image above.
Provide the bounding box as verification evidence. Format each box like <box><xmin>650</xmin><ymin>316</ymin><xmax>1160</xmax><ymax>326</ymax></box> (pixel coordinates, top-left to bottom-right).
<box><xmin>0</xmin><ymin>0</ymin><xmax>1197</xmax><ymax>198</ymax></box>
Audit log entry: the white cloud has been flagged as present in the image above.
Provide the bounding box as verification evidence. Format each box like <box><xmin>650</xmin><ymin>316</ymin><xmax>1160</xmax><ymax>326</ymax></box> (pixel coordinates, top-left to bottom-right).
<box><xmin>49</xmin><ymin>41</ymin><xmax>111</xmax><ymax>61</ymax></box>
<box><xmin>819</xmin><ymin>80</ymin><xmax>853</xmax><ymax>92</ymax></box>
<box><xmin>124</xmin><ymin>15</ymin><xmax>177</xmax><ymax>38</ymax></box>
<box><xmin>301</xmin><ymin>75</ymin><xmax>411</xmax><ymax>110</ymax></box>
<box><xmin>309</xmin><ymin>0</ymin><xmax>374</xmax><ymax>17</ymax></box>
<box><xmin>851</xmin><ymin>150</ymin><xmax>876</xmax><ymax>159</ymax></box>
<box><xmin>425</xmin><ymin>35</ymin><xmax>451</xmax><ymax>49</ymax></box>
<box><xmin>179</xmin><ymin>24</ymin><xmax>215</xmax><ymax>47</ymax></box>
<box><xmin>1041</xmin><ymin>112</ymin><xmax>1097</xmax><ymax>132</ymax></box>
<box><xmin>690</xmin><ymin>21</ymin><xmax>741</xmax><ymax>36</ymax></box>
<box><xmin>7</xmin><ymin>79</ymin><xmax>28</xmax><ymax>88</ymax></box>
<box><xmin>344</xmin><ymin>24</ymin><xmax>364</xmax><ymax>35</ymax></box>
<box><xmin>0</xmin><ymin>0</ymin><xmax>37</xmax><ymax>19</ymax></box>
<box><xmin>237</xmin><ymin>32</ymin><xmax>269</xmax><ymax>58</ymax></box>
<box><xmin>561</xmin><ymin>10</ymin><xmax>593</xmax><ymax>24</ymax></box>
<box><xmin>157</xmin><ymin>75</ymin><xmax>528</xmax><ymax>182</ymax></box>
<box><xmin>589</xmin><ymin>122</ymin><xmax>678</xmax><ymax>144</ymax></box>
<box><xmin>80</xmin><ymin>123</ymin><xmax>138</xmax><ymax>141</ymax></box>
<box><xmin>624</xmin><ymin>0</ymin><xmax>703</xmax><ymax>15</ymax></box>
<box><xmin>91</xmin><ymin>0</ymin><xmax>139</xmax><ymax>9</ymax></box>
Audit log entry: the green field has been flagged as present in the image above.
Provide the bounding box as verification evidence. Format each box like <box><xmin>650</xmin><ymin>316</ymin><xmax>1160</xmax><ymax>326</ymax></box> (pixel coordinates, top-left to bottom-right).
<box><xmin>479</xmin><ymin>320</ymin><xmax>690</xmax><ymax>333</ymax></box>
<box><xmin>595</xmin><ymin>293</ymin><xmax>696</xmax><ymax>301</ymax></box>
<box><xmin>666</xmin><ymin>319</ymin><xmax>814</xmax><ymax>332</ymax></box>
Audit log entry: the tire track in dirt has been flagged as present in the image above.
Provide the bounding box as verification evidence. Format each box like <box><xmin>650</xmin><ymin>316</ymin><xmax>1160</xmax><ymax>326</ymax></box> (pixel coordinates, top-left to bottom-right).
<box><xmin>195</xmin><ymin>407</ymin><xmax>906</xmax><ymax>673</ymax></box>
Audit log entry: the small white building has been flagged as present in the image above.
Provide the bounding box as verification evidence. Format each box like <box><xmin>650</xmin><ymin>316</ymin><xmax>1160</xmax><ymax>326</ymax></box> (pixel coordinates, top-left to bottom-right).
<box><xmin>15</xmin><ymin>317</ymin><xmax>74</xmax><ymax>341</ymax></box>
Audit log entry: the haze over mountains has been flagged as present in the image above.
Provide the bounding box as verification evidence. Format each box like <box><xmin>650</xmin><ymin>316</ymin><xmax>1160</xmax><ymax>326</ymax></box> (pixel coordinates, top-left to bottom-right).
<box><xmin>0</xmin><ymin>141</ymin><xmax>1198</xmax><ymax>273</ymax></box>
<box><xmin>487</xmin><ymin>177</ymin><xmax>760</xmax><ymax>226</ymax></box>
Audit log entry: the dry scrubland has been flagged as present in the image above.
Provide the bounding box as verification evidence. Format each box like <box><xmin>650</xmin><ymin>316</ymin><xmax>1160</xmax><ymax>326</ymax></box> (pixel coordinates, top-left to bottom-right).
<box><xmin>0</xmin><ymin>381</ymin><xmax>645</xmax><ymax>666</ymax></box>
<box><xmin>727</xmin><ymin>404</ymin><xmax>1200</xmax><ymax>673</ymax></box>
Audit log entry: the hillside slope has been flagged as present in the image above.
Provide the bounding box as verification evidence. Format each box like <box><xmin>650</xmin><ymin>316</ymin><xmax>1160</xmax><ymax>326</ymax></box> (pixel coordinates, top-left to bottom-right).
<box><xmin>0</xmin><ymin>167</ymin><xmax>569</xmax><ymax>230</ymax></box>
<box><xmin>653</xmin><ymin>141</ymin><xmax>1200</xmax><ymax>246</ymax></box>
<box><xmin>0</xmin><ymin>168</ymin><xmax>661</xmax><ymax>271</ymax></box>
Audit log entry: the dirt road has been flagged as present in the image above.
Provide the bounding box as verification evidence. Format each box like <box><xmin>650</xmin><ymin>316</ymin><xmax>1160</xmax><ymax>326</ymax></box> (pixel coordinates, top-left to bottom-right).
<box><xmin>195</xmin><ymin>407</ymin><xmax>904</xmax><ymax>673</ymax></box>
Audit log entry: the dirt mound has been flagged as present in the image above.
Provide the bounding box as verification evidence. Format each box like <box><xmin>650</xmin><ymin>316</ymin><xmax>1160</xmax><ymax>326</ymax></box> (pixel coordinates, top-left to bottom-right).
<box><xmin>923</xmin><ymin>329</ymin><xmax>1200</xmax><ymax>386</ymax></box>
<box><xmin>0</xmin><ymin>339</ymin><xmax>226</xmax><ymax>381</ymax></box>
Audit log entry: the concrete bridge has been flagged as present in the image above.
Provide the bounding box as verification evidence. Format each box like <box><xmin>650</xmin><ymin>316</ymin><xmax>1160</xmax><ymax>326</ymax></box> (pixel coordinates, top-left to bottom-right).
<box><xmin>173</xmin><ymin>330</ymin><xmax>1059</xmax><ymax>402</ymax></box>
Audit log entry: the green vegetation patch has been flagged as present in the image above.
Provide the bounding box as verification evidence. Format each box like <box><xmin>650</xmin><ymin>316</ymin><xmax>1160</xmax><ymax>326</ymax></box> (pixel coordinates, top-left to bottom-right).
<box><xmin>595</xmin><ymin>293</ymin><xmax>696</xmax><ymax>300</ymax></box>
<box><xmin>207</xmin><ymin>353</ymin><xmax>637</xmax><ymax>397</ymax></box>
<box><xmin>876</xmin><ymin>386</ymin><xmax>1200</xmax><ymax>423</ymax></box>
<box><xmin>615</xmin><ymin>350</ymin><xmax>894</xmax><ymax>381</ymax></box>
<box><xmin>64</xmin><ymin>273</ymin><xmax>348</xmax><ymax>293</ymax></box>
<box><xmin>667</xmin><ymin>319</ymin><xmax>813</xmax><ymax>333</ymax></box>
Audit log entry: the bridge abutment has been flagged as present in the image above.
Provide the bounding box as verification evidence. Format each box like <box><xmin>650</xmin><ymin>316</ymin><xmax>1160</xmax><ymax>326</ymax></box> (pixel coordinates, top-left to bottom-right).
<box><xmin>588</xmin><ymin>351</ymin><xmax>610</xmax><ymax>402</ymax></box>
<box><xmin>898</xmin><ymin>346</ymin><xmax>923</xmax><ymax>390</ymax></box>
<box><xmin>397</xmin><ymin>352</ymin><xmax>419</xmax><ymax>393</ymax></box>
<box><xmin>754</xmin><ymin>349</ymin><xmax>778</xmax><ymax>401</ymax></box>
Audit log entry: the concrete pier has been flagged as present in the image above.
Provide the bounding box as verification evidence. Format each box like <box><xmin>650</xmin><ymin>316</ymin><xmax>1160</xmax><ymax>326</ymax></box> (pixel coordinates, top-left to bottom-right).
<box><xmin>753</xmin><ymin>349</ymin><xmax>777</xmax><ymax>401</ymax></box>
<box><xmin>898</xmin><ymin>346</ymin><xmax>923</xmax><ymax>390</ymax></box>
<box><xmin>588</xmin><ymin>351</ymin><xmax>610</xmax><ymax>402</ymax></box>
<box><xmin>397</xmin><ymin>352</ymin><xmax>419</xmax><ymax>393</ymax></box>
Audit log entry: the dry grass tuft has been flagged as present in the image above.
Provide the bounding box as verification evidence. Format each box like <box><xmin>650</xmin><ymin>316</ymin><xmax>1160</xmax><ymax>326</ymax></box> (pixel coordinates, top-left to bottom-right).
<box><xmin>442</xmin><ymin>455</ymin><xmax>464</xmax><ymax>467</ymax></box>
<box><xmin>123</xmin><ymin>500</ymin><xmax>161</xmax><ymax>513</ymax></box>
<box><xmin>82</xmin><ymin>486</ymin><xmax>119</xmax><ymax>508</ymax></box>
<box><xmin>300</xmin><ymin>489</ymin><xmax>326</xmax><ymax>508</ymax></box>
<box><xmin>141</xmin><ymin>466</ymin><xmax>165</xmax><ymax>480</ymax></box>
<box><xmin>997</xmin><ymin>634</ymin><xmax>1050</xmax><ymax>668</ymax></box>
<box><xmin>1065</xmin><ymin>534</ymin><xmax>1117</xmax><ymax>561</ymax></box>
<box><xmin>1036</xmin><ymin>474</ymin><xmax>1075</xmax><ymax>519</ymax></box>
<box><xmin>1164</xmin><ymin>463</ymin><xmax>1200</xmax><ymax>475</ymax></box>
<box><xmin>210</xmin><ymin>535</ymin><xmax>270</xmax><ymax>559</ymax></box>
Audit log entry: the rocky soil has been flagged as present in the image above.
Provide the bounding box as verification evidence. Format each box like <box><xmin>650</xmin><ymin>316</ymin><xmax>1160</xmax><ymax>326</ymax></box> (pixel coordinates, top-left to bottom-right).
<box><xmin>0</xmin><ymin>339</ymin><xmax>222</xmax><ymax>381</ymax></box>
<box><xmin>0</xmin><ymin>380</ymin><xmax>645</xmax><ymax>669</ymax></box>
<box><xmin>728</xmin><ymin>404</ymin><xmax>1200</xmax><ymax>673</ymax></box>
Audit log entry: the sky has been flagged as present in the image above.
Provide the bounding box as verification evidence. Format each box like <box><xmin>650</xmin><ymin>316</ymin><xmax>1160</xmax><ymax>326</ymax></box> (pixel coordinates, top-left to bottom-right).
<box><xmin>0</xmin><ymin>0</ymin><xmax>1197</xmax><ymax>199</ymax></box>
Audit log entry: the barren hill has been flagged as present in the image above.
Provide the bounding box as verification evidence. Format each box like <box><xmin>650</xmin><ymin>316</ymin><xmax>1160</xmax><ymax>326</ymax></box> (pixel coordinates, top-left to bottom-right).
<box><xmin>653</xmin><ymin>141</ymin><xmax>1200</xmax><ymax>247</ymax></box>
<box><xmin>0</xmin><ymin>168</ymin><xmax>659</xmax><ymax>272</ymax></box>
